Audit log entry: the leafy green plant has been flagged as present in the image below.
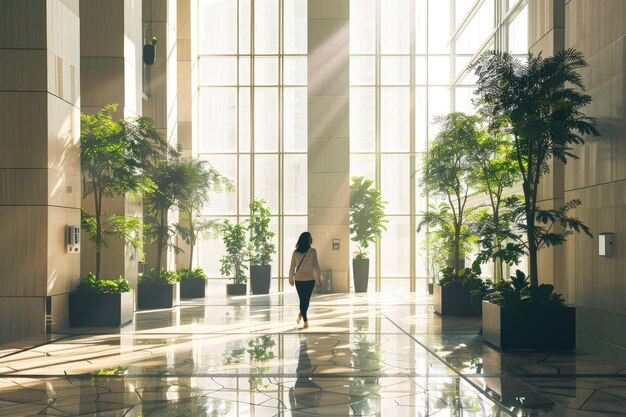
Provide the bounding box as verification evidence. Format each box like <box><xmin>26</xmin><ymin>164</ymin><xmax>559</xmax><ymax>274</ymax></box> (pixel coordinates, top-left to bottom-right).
<box><xmin>175</xmin><ymin>158</ymin><xmax>233</xmax><ymax>269</ymax></box>
<box><xmin>76</xmin><ymin>273</ymin><xmax>130</xmax><ymax>294</ymax></box>
<box><xmin>219</xmin><ymin>220</ymin><xmax>248</xmax><ymax>284</ymax></box>
<box><xmin>350</xmin><ymin>176</ymin><xmax>388</xmax><ymax>259</ymax></box>
<box><xmin>178</xmin><ymin>267</ymin><xmax>207</xmax><ymax>280</ymax></box>
<box><xmin>467</xmin><ymin>130</ymin><xmax>523</xmax><ymax>281</ymax></box>
<box><xmin>485</xmin><ymin>270</ymin><xmax>565</xmax><ymax>307</ymax></box>
<box><xmin>247</xmin><ymin>335</ymin><xmax>275</xmax><ymax>362</ymax></box>
<box><xmin>419</xmin><ymin>113</ymin><xmax>483</xmax><ymax>272</ymax></box>
<box><xmin>80</xmin><ymin>104</ymin><xmax>164</xmax><ymax>279</ymax></box>
<box><xmin>247</xmin><ymin>199</ymin><xmax>276</xmax><ymax>265</ymax></box>
<box><xmin>438</xmin><ymin>266</ymin><xmax>486</xmax><ymax>292</ymax></box>
<box><xmin>473</xmin><ymin>49</ymin><xmax>598</xmax><ymax>287</ymax></box>
<box><xmin>139</xmin><ymin>269</ymin><xmax>179</xmax><ymax>284</ymax></box>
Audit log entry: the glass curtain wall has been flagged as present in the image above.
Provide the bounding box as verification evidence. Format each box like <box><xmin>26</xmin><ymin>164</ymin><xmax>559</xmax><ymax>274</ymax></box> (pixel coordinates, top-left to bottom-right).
<box><xmin>349</xmin><ymin>0</ymin><xmax>528</xmax><ymax>292</ymax></box>
<box><xmin>196</xmin><ymin>0</ymin><xmax>307</xmax><ymax>291</ymax></box>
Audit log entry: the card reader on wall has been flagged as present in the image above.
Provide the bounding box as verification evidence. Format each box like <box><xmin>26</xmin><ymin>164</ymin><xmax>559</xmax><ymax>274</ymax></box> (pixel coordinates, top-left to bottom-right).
<box><xmin>66</xmin><ymin>225</ymin><xmax>80</xmax><ymax>253</ymax></box>
<box><xmin>599</xmin><ymin>233</ymin><xmax>614</xmax><ymax>257</ymax></box>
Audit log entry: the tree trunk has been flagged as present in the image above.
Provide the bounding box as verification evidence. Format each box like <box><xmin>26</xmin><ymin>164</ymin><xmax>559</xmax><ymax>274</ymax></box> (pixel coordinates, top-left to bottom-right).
<box><xmin>95</xmin><ymin>191</ymin><xmax>102</xmax><ymax>280</ymax></box>
<box><xmin>188</xmin><ymin>210</ymin><xmax>194</xmax><ymax>269</ymax></box>
<box><xmin>527</xmin><ymin>212</ymin><xmax>539</xmax><ymax>288</ymax></box>
<box><xmin>454</xmin><ymin>224</ymin><xmax>461</xmax><ymax>273</ymax></box>
<box><xmin>155</xmin><ymin>208</ymin><xmax>166</xmax><ymax>278</ymax></box>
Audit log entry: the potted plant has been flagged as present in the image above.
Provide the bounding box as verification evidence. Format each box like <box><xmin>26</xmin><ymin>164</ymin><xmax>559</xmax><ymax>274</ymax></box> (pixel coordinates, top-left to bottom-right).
<box><xmin>432</xmin><ymin>266</ymin><xmax>486</xmax><ymax>316</ymax></box>
<box><xmin>473</xmin><ymin>49</ymin><xmax>599</xmax><ymax>349</ymax></box>
<box><xmin>73</xmin><ymin>104</ymin><xmax>163</xmax><ymax>326</ymax></box>
<box><xmin>137</xmin><ymin>269</ymin><xmax>180</xmax><ymax>309</ymax></box>
<box><xmin>247</xmin><ymin>199</ymin><xmax>276</xmax><ymax>295</ymax></box>
<box><xmin>349</xmin><ymin>176</ymin><xmax>387</xmax><ymax>293</ymax></box>
<box><xmin>69</xmin><ymin>274</ymin><xmax>133</xmax><ymax>327</ymax></box>
<box><xmin>143</xmin><ymin>36</ymin><xmax>157</xmax><ymax>65</ymax></box>
<box><xmin>178</xmin><ymin>267</ymin><xmax>208</xmax><ymax>299</ymax></box>
<box><xmin>418</xmin><ymin>113</ymin><xmax>488</xmax><ymax>316</ymax></box>
<box><xmin>220</xmin><ymin>220</ymin><xmax>248</xmax><ymax>296</ymax></box>
<box><xmin>175</xmin><ymin>157</ymin><xmax>233</xmax><ymax>273</ymax></box>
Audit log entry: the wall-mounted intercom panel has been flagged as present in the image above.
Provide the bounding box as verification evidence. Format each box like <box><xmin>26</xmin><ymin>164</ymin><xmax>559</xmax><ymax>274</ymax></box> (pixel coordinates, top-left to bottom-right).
<box><xmin>66</xmin><ymin>225</ymin><xmax>80</xmax><ymax>253</ymax></box>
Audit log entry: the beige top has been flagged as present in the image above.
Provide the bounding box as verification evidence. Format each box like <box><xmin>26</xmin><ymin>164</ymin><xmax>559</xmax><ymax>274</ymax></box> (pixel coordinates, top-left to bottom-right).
<box><xmin>288</xmin><ymin>248</ymin><xmax>322</xmax><ymax>282</ymax></box>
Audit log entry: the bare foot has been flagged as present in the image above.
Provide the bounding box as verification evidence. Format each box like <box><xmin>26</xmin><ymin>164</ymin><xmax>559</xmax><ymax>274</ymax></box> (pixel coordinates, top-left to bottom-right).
<box><xmin>297</xmin><ymin>313</ymin><xmax>302</xmax><ymax>324</ymax></box>
<box><xmin>302</xmin><ymin>322</ymin><xmax>309</xmax><ymax>330</ymax></box>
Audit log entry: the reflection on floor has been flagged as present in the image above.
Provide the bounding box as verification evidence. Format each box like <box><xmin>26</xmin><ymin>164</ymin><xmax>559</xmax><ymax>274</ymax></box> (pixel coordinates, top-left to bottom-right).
<box><xmin>0</xmin><ymin>292</ymin><xmax>624</xmax><ymax>416</ymax></box>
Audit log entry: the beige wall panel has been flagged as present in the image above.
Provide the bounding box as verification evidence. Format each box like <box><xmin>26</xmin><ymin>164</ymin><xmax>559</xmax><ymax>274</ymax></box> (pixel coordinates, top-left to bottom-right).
<box><xmin>47</xmin><ymin>94</ymin><xmax>80</xmax><ymax>175</ymax></box>
<box><xmin>309</xmin><ymin>207</ymin><xmax>349</xmax><ymax>226</ymax></box>
<box><xmin>48</xmin><ymin>170</ymin><xmax>81</xmax><ymax>208</ymax></box>
<box><xmin>0</xmin><ymin>207</ymin><xmax>48</xmax><ymax>297</ymax></box>
<box><xmin>0</xmin><ymin>169</ymin><xmax>48</xmax><ymax>206</ymax></box>
<box><xmin>47</xmin><ymin>206</ymin><xmax>80</xmax><ymax>296</ymax></box>
<box><xmin>529</xmin><ymin>27</ymin><xmax>565</xmax><ymax>55</ymax></box>
<box><xmin>308</xmin><ymin>137</ymin><xmax>349</xmax><ymax>173</ymax></box>
<box><xmin>143</xmin><ymin>96</ymin><xmax>168</xmax><ymax>128</ymax></box>
<box><xmin>577</xmin><ymin>307</ymin><xmax>626</xmax><ymax>366</ymax></box>
<box><xmin>80</xmin><ymin>0</ymin><xmax>124</xmax><ymax>57</ymax></box>
<box><xmin>528</xmin><ymin>0</ymin><xmax>564</xmax><ymax>47</ymax></box>
<box><xmin>80</xmin><ymin>58</ymin><xmax>126</xmax><ymax>108</ymax></box>
<box><xmin>308</xmin><ymin>96</ymin><xmax>349</xmax><ymax>138</ymax></box>
<box><xmin>308</xmin><ymin>54</ymin><xmax>349</xmax><ymax>97</ymax></box>
<box><xmin>177</xmin><ymin>62</ymin><xmax>191</xmax><ymax>119</ymax></box>
<box><xmin>0</xmin><ymin>50</ymin><xmax>48</xmax><ymax>92</ymax></box>
<box><xmin>144</xmin><ymin>23</ymin><xmax>169</xmax><ymax>98</ymax></box>
<box><xmin>0</xmin><ymin>92</ymin><xmax>48</xmax><ymax>168</ymax></box>
<box><xmin>125</xmin><ymin>196</ymin><xmax>144</xmax><ymax>219</ymax></box>
<box><xmin>308</xmin><ymin>19</ymin><xmax>349</xmax><ymax>55</ymax></box>
<box><xmin>308</xmin><ymin>173</ymin><xmax>349</xmax><ymax>209</ymax></box>
<box><xmin>177</xmin><ymin>7</ymin><xmax>191</xmax><ymax>40</ymax></box>
<box><xmin>60</xmin><ymin>0</ymin><xmax>80</xmax><ymax>15</ymax></box>
<box><xmin>48</xmin><ymin>0</ymin><xmax>81</xmax><ymax>69</ymax></box>
<box><xmin>50</xmin><ymin>292</ymin><xmax>70</xmax><ymax>331</ymax></box>
<box><xmin>144</xmin><ymin>0</ymin><xmax>168</xmax><ymax>21</ymax></box>
<box><xmin>308</xmin><ymin>0</ymin><xmax>349</xmax><ymax>19</ymax></box>
<box><xmin>177</xmin><ymin>40</ymin><xmax>191</xmax><ymax>61</ymax></box>
<box><xmin>537</xmin><ymin>163</ymin><xmax>564</xmax><ymax>202</ymax></box>
<box><xmin>566</xmin><ymin>0</ymin><xmax>626</xmax><ymax>58</ymax></box>
<box><xmin>307</xmin><ymin>224</ymin><xmax>350</xmax><ymax>292</ymax></box>
<box><xmin>0</xmin><ymin>0</ymin><xmax>46</xmax><ymax>49</ymax></box>
<box><xmin>0</xmin><ymin>297</ymin><xmax>45</xmax><ymax>345</ymax></box>
<box><xmin>178</xmin><ymin>121</ymin><xmax>192</xmax><ymax>156</ymax></box>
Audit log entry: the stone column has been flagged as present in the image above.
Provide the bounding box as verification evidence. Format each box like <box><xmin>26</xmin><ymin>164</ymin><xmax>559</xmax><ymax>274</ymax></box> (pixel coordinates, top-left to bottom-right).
<box><xmin>307</xmin><ymin>0</ymin><xmax>350</xmax><ymax>292</ymax></box>
<box><xmin>142</xmin><ymin>0</ymin><xmax>178</xmax><ymax>272</ymax></box>
<box><xmin>80</xmin><ymin>0</ymin><xmax>144</xmax><ymax>286</ymax></box>
<box><xmin>0</xmin><ymin>0</ymin><xmax>81</xmax><ymax>343</ymax></box>
<box><xmin>528</xmin><ymin>0</ymin><xmax>566</xmax><ymax>289</ymax></box>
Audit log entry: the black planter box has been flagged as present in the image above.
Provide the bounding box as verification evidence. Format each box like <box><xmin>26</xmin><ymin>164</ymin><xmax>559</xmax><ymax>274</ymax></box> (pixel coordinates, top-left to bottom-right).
<box><xmin>137</xmin><ymin>282</ymin><xmax>179</xmax><ymax>309</ymax></box>
<box><xmin>69</xmin><ymin>291</ymin><xmax>134</xmax><ymax>327</ymax></box>
<box><xmin>227</xmin><ymin>283</ymin><xmax>247</xmax><ymax>296</ymax></box>
<box><xmin>250</xmin><ymin>265</ymin><xmax>271</xmax><ymax>294</ymax></box>
<box><xmin>434</xmin><ymin>283</ymin><xmax>479</xmax><ymax>316</ymax></box>
<box><xmin>352</xmin><ymin>258</ymin><xmax>369</xmax><ymax>293</ymax></box>
<box><xmin>180</xmin><ymin>279</ymin><xmax>207</xmax><ymax>298</ymax></box>
<box><xmin>482</xmin><ymin>300</ymin><xmax>575</xmax><ymax>350</ymax></box>
<box><xmin>143</xmin><ymin>44</ymin><xmax>156</xmax><ymax>65</ymax></box>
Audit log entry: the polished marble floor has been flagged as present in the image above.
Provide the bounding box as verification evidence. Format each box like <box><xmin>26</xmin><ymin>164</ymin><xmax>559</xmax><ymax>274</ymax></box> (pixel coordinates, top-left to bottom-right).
<box><xmin>0</xmin><ymin>291</ymin><xmax>625</xmax><ymax>416</ymax></box>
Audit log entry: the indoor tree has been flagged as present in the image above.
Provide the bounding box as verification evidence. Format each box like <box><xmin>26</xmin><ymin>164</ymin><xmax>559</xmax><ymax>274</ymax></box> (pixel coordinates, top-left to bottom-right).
<box><xmin>80</xmin><ymin>104</ymin><xmax>164</xmax><ymax>280</ymax></box>
<box><xmin>418</xmin><ymin>112</ymin><xmax>482</xmax><ymax>273</ymax></box>
<box><xmin>175</xmin><ymin>158</ymin><xmax>233</xmax><ymax>271</ymax></box>
<box><xmin>473</xmin><ymin>49</ymin><xmax>599</xmax><ymax>288</ymax></box>
<box><xmin>144</xmin><ymin>151</ymin><xmax>188</xmax><ymax>279</ymax></box>
<box><xmin>468</xmin><ymin>131</ymin><xmax>523</xmax><ymax>281</ymax></box>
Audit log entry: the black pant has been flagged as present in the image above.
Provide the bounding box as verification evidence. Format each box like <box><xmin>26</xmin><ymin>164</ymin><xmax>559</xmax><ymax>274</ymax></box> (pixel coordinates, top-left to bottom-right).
<box><xmin>295</xmin><ymin>280</ymin><xmax>316</xmax><ymax>322</ymax></box>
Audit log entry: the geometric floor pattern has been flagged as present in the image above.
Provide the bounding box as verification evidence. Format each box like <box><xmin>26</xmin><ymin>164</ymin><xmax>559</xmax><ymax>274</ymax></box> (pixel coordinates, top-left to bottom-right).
<box><xmin>0</xmin><ymin>291</ymin><xmax>624</xmax><ymax>416</ymax></box>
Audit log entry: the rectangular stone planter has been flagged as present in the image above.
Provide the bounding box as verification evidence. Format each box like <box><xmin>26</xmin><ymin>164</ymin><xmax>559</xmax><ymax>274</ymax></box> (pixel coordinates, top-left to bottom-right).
<box><xmin>69</xmin><ymin>291</ymin><xmax>134</xmax><ymax>327</ymax></box>
<box><xmin>482</xmin><ymin>300</ymin><xmax>576</xmax><ymax>350</ymax></box>
<box><xmin>180</xmin><ymin>279</ymin><xmax>206</xmax><ymax>299</ymax></box>
<box><xmin>434</xmin><ymin>283</ymin><xmax>479</xmax><ymax>316</ymax></box>
<box><xmin>138</xmin><ymin>282</ymin><xmax>180</xmax><ymax>309</ymax></box>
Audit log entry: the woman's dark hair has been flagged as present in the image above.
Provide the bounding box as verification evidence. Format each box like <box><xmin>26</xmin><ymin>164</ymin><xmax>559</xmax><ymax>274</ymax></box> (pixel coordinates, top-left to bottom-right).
<box><xmin>295</xmin><ymin>232</ymin><xmax>312</xmax><ymax>253</ymax></box>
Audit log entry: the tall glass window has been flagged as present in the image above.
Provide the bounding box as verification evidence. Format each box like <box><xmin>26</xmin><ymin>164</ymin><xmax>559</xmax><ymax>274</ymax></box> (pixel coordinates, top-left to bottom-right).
<box><xmin>350</xmin><ymin>0</ymin><xmax>528</xmax><ymax>293</ymax></box>
<box><xmin>197</xmin><ymin>0</ymin><xmax>307</xmax><ymax>291</ymax></box>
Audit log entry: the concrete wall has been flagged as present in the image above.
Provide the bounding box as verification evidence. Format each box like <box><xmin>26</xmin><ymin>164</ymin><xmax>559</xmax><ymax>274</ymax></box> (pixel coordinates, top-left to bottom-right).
<box><xmin>0</xmin><ymin>0</ymin><xmax>81</xmax><ymax>342</ymax></box>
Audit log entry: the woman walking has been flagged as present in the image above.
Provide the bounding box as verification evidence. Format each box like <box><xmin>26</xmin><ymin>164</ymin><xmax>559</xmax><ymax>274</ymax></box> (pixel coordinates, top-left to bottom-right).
<box><xmin>288</xmin><ymin>232</ymin><xmax>322</xmax><ymax>329</ymax></box>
